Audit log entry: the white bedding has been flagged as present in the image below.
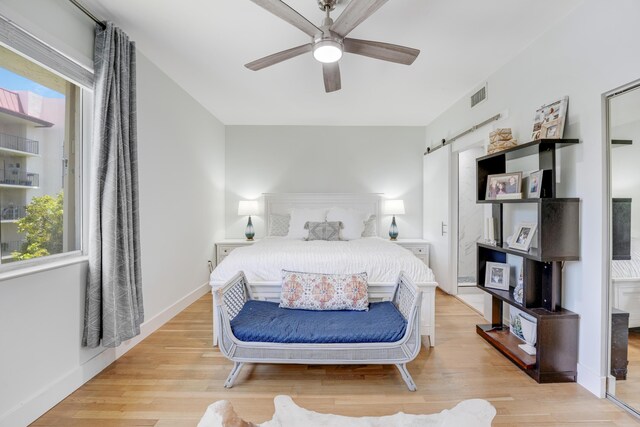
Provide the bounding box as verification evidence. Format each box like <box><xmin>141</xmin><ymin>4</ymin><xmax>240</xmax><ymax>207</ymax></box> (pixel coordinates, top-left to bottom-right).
<box><xmin>210</xmin><ymin>237</ymin><xmax>435</xmax><ymax>285</ymax></box>
<box><xmin>612</xmin><ymin>238</ymin><xmax>640</xmax><ymax>279</ymax></box>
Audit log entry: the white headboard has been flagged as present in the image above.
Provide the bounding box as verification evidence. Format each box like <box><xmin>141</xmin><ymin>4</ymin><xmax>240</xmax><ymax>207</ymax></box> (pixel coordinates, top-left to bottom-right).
<box><xmin>263</xmin><ymin>193</ymin><xmax>383</xmax><ymax>237</ymax></box>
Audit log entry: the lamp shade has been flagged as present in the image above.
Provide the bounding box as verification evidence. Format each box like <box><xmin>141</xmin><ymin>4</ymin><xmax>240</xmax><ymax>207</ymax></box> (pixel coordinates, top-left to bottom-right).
<box><xmin>383</xmin><ymin>200</ymin><xmax>405</xmax><ymax>215</ymax></box>
<box><xmin>238</xmin><ymin>200</ymin><xmax>259</xmax><ymax>216</ymax></box>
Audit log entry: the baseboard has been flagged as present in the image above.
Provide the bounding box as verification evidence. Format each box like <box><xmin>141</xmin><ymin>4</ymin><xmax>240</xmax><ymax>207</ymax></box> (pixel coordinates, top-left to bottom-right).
<box><xmin>0</xmin><ymin>282</ymin><xmax>210</xmax><ymax>427</ymax></box>
<box><xmin>0</xmin><ymin>348</ymin><xmax>117</xmax><ymax>427</ymax></box>
<box><xmin>456</xmin><ymin>285</ymin><xmax>480</xmax><ymax>295</ymax></box>
<box><xmin>577</xmin><ymin>362</ymin><xmax>607</xmax><ymax>398</ymax></box>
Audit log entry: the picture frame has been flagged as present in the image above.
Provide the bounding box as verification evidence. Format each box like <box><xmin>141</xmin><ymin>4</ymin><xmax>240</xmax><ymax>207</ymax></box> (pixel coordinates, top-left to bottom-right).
<box><xmin>509</xmin><ymin>306</ymin><xmax>537</xmax><ymax>339</ymax></box>
<box><xmin>541</xmin><ymin>119</ymin><xmax>560</xmax><ymax>139</ymax></box>
<box><xmin>509</xmin><ymin>306</ymin><xmax>526</xmax><ymax>340</ymax></box>
<box><xmin>485</xmin><ymin>172</ymin><xmax>523</xmax><ymax>200</ymax></box>
<box><xmin>526</xmin><ymin>170</ymin><xmax>543</xmax><ymax>198</ymax></box>
<box><xmin>484</xmin><ymin>261</ymin><xmax>510</xmax><ymax>291</ymax></box>
<box><xmin>531</xmin><ymin>96</ymin><xmax>569</xmax><ymax>140</ymax></box>
<box><xmin>509</xmin><ymin>222</ymin><xmax>538</xmax><ymax>251</ymax></box>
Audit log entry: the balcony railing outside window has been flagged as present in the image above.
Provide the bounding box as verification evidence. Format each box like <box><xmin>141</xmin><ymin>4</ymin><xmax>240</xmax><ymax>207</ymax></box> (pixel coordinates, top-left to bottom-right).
<box><xmin>0</xmin><ymin>132</ymin><xmax>39</xmax><ymax>155</ymax></box>
<box><xmin>0</xmin><ymin>169</ymin><xmax>39</xmax><ymax>187</ymax></box>
<box><xmin>1</xmin><ymin>240</ymin><xmax>25</xmax><ymax>253</ymax></box>
<box><xmin>0</xmin><ymin>205</ymin><xmax>26</xmax><ymax>221</ymax></box>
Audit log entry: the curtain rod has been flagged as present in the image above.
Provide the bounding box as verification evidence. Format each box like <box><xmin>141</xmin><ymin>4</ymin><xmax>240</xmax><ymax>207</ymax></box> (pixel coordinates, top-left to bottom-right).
<box><xmin>68</xmin><ymin>0</ymin><xmax>106</xmax><ymax>28</ymax></box>
<box><xmin>423</xmin><ymin>113</ymin><xmax>502</xmax><ymax>155</ymax></box>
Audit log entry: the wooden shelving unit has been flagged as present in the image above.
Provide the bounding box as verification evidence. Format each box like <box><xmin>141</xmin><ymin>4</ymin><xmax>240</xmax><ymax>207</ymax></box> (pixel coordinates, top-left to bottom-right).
<box><xmin>477</xmin><ymin>325</ymin><xmax>536</xmax><ymax>370</ymax></box>
<box><xmin>475</xmin><ymin>138</ymin><xmax>580</xmax><ymax>383</ymax></box>
<box><xmin>476</xmin><ymin>139</ymin><xmax>579</xmax><ymax>202</ymax></box>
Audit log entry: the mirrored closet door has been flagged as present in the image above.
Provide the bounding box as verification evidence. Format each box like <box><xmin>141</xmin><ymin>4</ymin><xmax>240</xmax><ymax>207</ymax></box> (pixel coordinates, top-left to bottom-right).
<box><xmin>608</xmin><ymin>83</ymin><xmax>640</xmax><ymax>414</ymax></box>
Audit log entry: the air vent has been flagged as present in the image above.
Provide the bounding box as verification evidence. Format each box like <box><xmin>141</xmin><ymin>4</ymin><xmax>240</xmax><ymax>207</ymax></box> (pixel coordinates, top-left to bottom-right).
<box><xmin>471</xmin><ymin>84</ymin><xmax>487</xmax><ymax>108</ymax></box>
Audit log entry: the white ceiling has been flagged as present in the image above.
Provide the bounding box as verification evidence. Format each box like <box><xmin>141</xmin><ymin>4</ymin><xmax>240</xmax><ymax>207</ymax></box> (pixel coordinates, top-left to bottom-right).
<box><xmin>83</xmin><ymin>0</ymin><xmax>583</xmax><ymax>126</ymax></box>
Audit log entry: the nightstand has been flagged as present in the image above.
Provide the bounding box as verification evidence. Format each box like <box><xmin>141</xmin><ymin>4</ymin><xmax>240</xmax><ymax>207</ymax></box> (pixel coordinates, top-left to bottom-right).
<box><xmin>215</xmin><ymin>239</ymin><xmax>258</xmax><ymax>266</ymax></box>
<box><xmin>392</xmin><ymin>239</ymin><xmax>430</xmax><ymax>266</ymax></box>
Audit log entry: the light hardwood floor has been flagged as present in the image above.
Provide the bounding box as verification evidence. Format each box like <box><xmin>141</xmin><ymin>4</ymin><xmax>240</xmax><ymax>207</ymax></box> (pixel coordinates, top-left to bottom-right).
<box><xmin>613</xmin><ymin>329</ymin><xmax>640</xmax><ymax>412</ymax></box>
<box><xmin>32</xmin><ymin>290</ymin><xmax>640</xmax><ymax>426</ymax></box>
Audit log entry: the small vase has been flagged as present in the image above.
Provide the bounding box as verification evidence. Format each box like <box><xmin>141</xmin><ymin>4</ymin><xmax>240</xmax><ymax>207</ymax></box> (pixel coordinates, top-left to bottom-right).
<box><xmin>389</xmin><ymin>216</ymin><xmax>398</xmax><ymax>240</ymax></box>
<box><xmin>245</xmin><ymin>216</ymin><xmax>255</xmax><ymax>241</ymax></box>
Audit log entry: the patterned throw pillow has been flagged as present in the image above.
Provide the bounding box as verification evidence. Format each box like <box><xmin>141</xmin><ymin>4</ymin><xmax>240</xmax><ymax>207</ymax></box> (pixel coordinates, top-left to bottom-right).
<box><xmin>279</xmin><ymin>270</ymin><xmax>369</xmax><ymax>311</ymax></box>
<box><xmin>304</xmin><ymin>221</ymin><xmax>343</xmax><ymax>241</ymax></box>
<box><xmin>269</xmin><ymin>213</ymin><xmax>290</xmax><ymax>236</ymax></box>
<box><xmin>361</xmin><ymin>215</ymin><xmax>377</xmax><ymax>237</ymax></box>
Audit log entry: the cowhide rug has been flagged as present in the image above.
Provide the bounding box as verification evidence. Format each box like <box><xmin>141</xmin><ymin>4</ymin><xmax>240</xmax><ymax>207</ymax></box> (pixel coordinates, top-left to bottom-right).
<box><xmin>198</xmin><ymin>395</ymin><xmax>496</xmax><ymax>427</ymax></box>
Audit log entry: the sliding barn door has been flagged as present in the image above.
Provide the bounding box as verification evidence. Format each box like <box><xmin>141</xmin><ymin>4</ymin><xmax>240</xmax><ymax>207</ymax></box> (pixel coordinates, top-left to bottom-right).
<box><xmin>423</xmin><ymin>145</ymin><xmax>453</xmax><ymax>294</ymax></box>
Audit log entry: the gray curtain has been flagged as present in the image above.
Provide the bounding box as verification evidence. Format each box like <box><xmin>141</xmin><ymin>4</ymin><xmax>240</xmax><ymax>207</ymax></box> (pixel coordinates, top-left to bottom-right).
<box><xmin>83</xmin><ymin>22</ymin><xmax>143</xmax><ymax>348</ymax></box>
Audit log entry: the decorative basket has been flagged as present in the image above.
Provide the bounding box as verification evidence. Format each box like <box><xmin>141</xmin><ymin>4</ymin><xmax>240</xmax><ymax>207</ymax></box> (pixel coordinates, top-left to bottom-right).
<box><xmin>488</xmin><ymin>128</ymin><xmax>517</xmax><ymax>154</ymax></box>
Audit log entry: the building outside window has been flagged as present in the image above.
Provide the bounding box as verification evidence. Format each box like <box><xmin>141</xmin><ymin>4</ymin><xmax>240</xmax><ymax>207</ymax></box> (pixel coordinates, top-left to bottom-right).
<box><xmin>0</xmin><ymin>44</ymin><xmax>81</xmax><ymax>264</ymax></box>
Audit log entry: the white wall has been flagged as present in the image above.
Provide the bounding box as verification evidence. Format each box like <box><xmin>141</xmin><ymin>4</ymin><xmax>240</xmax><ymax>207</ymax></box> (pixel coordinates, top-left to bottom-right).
<box><xmin>225</xmin><ymin>126</ymin><xmax>425</xmax><ymax>239</ymax></box>
<box><xmin>135</xmin><ymin>52</ymin><xmax>225</xmax><ymax>317</ymax></box>
<box><xmin>0</xmin><ymin>4</ymin><xmax>226</xmax><ymax>426</ymax></box>
<box><xmin>424</xmin><ymin>0</ymin><xmax>640</xmax><ymax>397</ymax></box>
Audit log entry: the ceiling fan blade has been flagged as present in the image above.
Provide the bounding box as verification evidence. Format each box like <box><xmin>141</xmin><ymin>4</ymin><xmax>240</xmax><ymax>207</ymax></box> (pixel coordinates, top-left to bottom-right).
<box><xmin>322</xmin><ymin>62</ymin><xmax>341</xmax><ymax>93</ymax></box>
<box><xmin>245</xmin><ymin>44</ymin><xmax>313</xmax><ymax>71</ymax></box>
<box><xmin>330</xmin><ymin>0</ymin><xmax>388</xmax><ymax>37</ymax></box>
<box><xmin>250</xmin><ymin>0</ymin><xmax>323</xmax><ymax>37</ymax></box>
<box><xmin>344</xmin><ymin>38</ymin><xmax>420</xmax><ymax>65</ymax></box>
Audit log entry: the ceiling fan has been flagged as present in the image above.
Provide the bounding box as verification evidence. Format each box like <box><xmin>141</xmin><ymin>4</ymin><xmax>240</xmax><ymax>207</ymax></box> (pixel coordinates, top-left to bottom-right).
<box><xmin>245</xmin><ymin>0</ymin><xmax>420</xmax><ymax>93</ymax></box>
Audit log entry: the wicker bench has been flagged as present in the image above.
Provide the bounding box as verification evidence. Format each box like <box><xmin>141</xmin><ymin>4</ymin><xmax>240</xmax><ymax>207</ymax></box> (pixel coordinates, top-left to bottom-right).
<box><xmin>214</xmin><ymin>271</ymin><xmax>423</xmax><ymax>391</ymax></box>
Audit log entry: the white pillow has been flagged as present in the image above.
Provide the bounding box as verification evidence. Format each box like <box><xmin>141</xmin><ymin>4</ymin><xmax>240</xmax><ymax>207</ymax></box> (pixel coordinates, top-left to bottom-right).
<box><xmin>286</xmin><ymin>208</ymin><xmax>327</xmax><ymax>239</ymax></box>
<box><xmin>326</xmin><ymin>207</ymin><xmax>367</xmax><ymax>240</ymax></box>
<box><xmin>361</xmin><ymin>214</ymin><xmax>377</xmax><ymax>237</ymax></box>
<box><xmin>268</xmin><ymin>213</ymin><xmax>290</xmax><ymax>236</ymax></box>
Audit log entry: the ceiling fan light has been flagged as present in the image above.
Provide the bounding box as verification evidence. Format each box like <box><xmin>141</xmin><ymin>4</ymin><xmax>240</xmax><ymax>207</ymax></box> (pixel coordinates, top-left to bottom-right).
<box><xmin>313</xmin><ymin>40</ymin><xmax>343</xmax><ymax>63</ymax></box>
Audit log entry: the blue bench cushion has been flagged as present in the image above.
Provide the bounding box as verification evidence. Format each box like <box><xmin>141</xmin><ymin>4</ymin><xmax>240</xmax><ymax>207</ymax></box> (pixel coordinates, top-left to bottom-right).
<box><xmin>230</xmin><ymin>300</ymin><xmax>407</xmax><ymax>344</ymax></box>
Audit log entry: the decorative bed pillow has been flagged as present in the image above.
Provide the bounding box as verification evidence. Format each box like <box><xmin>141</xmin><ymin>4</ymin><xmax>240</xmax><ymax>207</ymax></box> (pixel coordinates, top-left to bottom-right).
<box><xmin>326</xmin><ymin>207</ymin><xmax>367</xmax><ymax>240</ymax></box>
<box><xmin>279</xmin><ymin>270</ymin><xmax>369</xmax><ymax>311</ymax></box>
<box><xmin>286</xmin><ymin>208</ymin><xmax>327</xmax><ymax>239</ymax></box>
<box><xmin>269</xmin><ymin>213</ymin><xmax>290</xmax><ymax>236</ymax></box>
<box><xmin>361</xmin><ymin>214</ymin><xmax>377</xmax><ymax>237</ymax></box>
<box><xmin>304</xmin><ymin>221</ymin><xmax>343</xmax><ymax>241</ymax></box>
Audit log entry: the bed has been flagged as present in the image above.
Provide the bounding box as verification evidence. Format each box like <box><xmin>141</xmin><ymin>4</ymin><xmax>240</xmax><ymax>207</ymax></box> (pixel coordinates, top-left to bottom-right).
<box><xmin>209</xmin><ymin>193</ymin><xmax>438</xmax><ymax>347</ymax></box>
<box><xmin>612</xmin><ymin>238</ymin><xmax>640</xmax><ymax>327</ymax></box>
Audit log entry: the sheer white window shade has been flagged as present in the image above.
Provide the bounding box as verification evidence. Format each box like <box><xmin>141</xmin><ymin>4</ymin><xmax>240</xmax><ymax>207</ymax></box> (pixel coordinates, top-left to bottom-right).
<box><xmin>0</xmin><ymin>14</ymin><xmax>93</xmax><ymax>89</ymax></box>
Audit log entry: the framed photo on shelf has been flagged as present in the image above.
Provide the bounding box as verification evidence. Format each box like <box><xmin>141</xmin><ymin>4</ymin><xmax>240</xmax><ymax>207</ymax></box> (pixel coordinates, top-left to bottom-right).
<box><xmin>485</xmin><ymin>172</ymin><xmax>523</xmax><ymax>200</ymax></box>
<box><xmin>509</xmin><ymin>223</ymin><xmax>538</xmax><ymax>251</ymax></box>
<box><xmin>485</xmin><ymin>262</ymin><xmax>510</xmax><ymax>291</ymax></box>
<box><xmin>526</xmin><ymin>170</ymin><xmax>543</xmax><ymax>198</ymax></box>
<box><xmin>531</xmin><ymin>96</ymin><xmax>568</xmax><ymax>140</ymax></box>
<box><xmin>509</xmin><ymin>307</ymin><xmax>537</xmax><ymax>339</ymax></box>
<box><xmin>509</xmin><ymin>306</ymin><xmax>526</xmax><ymax>339</ymax></box>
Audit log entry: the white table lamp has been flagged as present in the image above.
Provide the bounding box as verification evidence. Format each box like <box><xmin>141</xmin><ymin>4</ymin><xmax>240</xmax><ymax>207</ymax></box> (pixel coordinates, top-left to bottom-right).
<box><xmin>383</xmin><ymin>200</ymin><xmax>405</xmax><ymax>240</ymax></box>
<box><xmin>238</xmin><ymin>200</ymin><xmax>259</xmax><ymax>240</ymax></box>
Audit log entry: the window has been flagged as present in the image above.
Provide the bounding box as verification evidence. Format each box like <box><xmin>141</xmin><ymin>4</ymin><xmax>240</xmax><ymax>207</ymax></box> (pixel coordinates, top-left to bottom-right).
<box><xmin>0</xmin><ymin>44</ymin><xmax>83</xmax><ymax>265</ymax></box>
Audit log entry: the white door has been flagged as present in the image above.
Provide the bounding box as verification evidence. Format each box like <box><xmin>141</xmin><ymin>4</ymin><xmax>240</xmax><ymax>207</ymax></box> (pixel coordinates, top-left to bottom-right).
<box><xmin>423</xmin><ymin>145</ymin><xmax>453</xmax><ymax>294</ymax></box>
